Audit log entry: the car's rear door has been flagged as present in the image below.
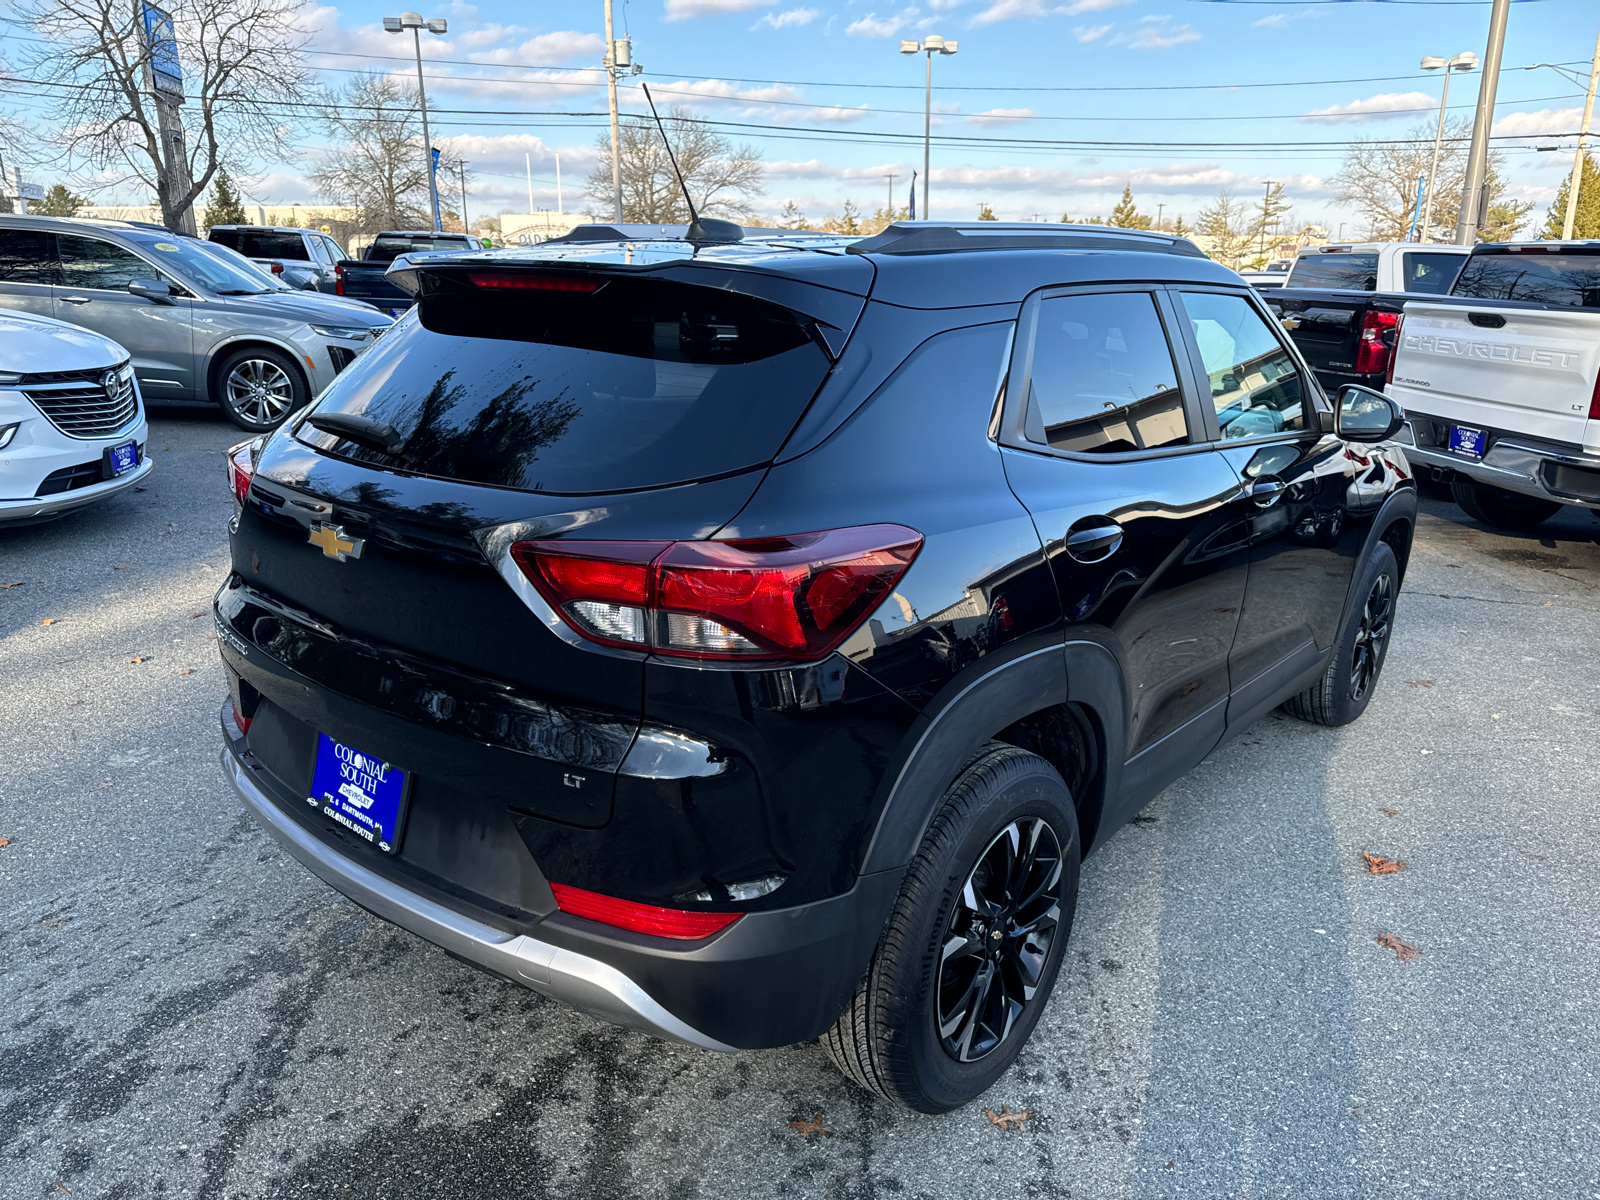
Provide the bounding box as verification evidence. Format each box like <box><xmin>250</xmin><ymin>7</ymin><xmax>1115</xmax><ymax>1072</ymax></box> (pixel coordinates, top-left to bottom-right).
<box><xmin>996</xmin><ymin>284</ymin><xmax>1253</xmax><ymax>805</ymax></box>
<box><xmin>0</xmin><ymin>227</ymin><xmax>59</xmax><ymax>321</ymax></box>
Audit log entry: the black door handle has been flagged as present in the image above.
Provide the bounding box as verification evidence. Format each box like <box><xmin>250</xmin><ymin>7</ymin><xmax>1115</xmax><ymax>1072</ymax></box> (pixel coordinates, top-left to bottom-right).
<box><xmin>1250</xmin><ymin>477</ymin><xmax>1286</xmax><ymax>508</ymax></box>
<box><xmin>1065</xmin><ymin>519</ymin><xmax>1124</xmax><ymax>563</ymax></box>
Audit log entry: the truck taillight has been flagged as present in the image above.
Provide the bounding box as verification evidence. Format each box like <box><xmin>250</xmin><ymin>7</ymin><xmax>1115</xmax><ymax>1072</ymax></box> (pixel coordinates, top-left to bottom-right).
<box><xmin>1355</xmin><ymin>310</ymin><xmax>1400</xmax><ymax>376</ymax></box>
<box><xmin>335</xmin><ymin>263</ymin><xmax>344</xmax><ymax>297</ymax></box>
<box><xmin>1385</xmin><ymin>313</ymin><xmax>1406</xmax><ymax>386</ymax></box>
<box><xmin>511</xmin><ymin>525</ymin><xmax>923</xmax><ymax>662</ymax></box>
<box><xmin>1589</xmin><ymin>368</ymin><xmax>1600</xmax><ymax>421</ymax></box>
<box><xmin>226</xmin><ymin>438</ymin><xmax>255</xmax><ymax>506</ymax></box>
<box><xmin>270</xmin><ymin>262</ymin><xmax>283</xmax><ymax>275</ymax></box>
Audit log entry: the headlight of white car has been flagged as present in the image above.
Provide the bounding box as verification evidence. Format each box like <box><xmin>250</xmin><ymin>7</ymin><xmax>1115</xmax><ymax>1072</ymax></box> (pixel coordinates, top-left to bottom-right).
<box><xmin>309</xmin><ymin>324</ymin><xmax>375</xmax><ymax>341</ymax></box>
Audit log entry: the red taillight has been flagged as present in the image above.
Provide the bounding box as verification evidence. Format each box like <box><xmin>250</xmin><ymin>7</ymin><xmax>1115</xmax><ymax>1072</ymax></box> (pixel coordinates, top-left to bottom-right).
<box><xmin>230</xmin><ymin>700</ymin><xmax>253</xmax><ymax>735</ymax></box>
<box><xmin>1385</xmin><ymin>313</ymin><xmax>1406</xmax><ymax>386</ymax></box>
<box><xmin>334</xmin><ymin>263</ymin><xmax>344</xmax><ymax>297</ymax></box>
<box><xmin>466</xmin><ymin>271</ymin><xmax>603</xmax><ymax>293</ymax></box>
<box><xmin>1355</xmin><ymin>309</ymin><xmax>1400</xmax><ymax>375</ymax></box>
<box><xmin>548</xmin><ymin>882</ymin><xmax>742</xmax><ymax>939</ymax></box>
<box><xmin>226</xmin><ymin>438</ymin><xmax>255</xmax><ymax>506</ymax></box>
<box><xmin>1589</xmin><ymin>368</ymin><xmax>1600</xmax><ymax>421</ymax></box>
<box><xmin>510</xmin><ymin>525</ymin><xmax>923</xmax><ymax>661</ymax></box>
<box><xmin>270</xmin><ymin>262</ymin><xmax>283</xmax><ymax>274</ymax></box>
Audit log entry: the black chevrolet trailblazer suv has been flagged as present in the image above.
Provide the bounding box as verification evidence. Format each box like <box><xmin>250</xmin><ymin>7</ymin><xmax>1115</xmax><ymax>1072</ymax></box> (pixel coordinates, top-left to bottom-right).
<box><xmin>217</xmin><ymin>221</ymin><xmax>1416</xmax><ymax>1113</ymax></box>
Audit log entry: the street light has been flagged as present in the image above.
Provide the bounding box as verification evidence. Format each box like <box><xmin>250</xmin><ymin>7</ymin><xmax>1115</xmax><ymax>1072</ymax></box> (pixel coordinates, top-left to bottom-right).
<box><xmin>384</xmin><ymin>12</ymin><xmax>449</xmax><ymax>232</ymax></box>
<box><xmin>900</xmin><ymin>35</ymin><xmax>957</xmax><ymax>220</ymax></box>
<box><xmin>1525</xmin><ymin>25</ymin><xmax>1600</xmax><ymax>242</ymax></box>
<box><xmin>1418</xmin><ymin>51</ymin><xmax>1477</xmax><ymax>244</ymax></box>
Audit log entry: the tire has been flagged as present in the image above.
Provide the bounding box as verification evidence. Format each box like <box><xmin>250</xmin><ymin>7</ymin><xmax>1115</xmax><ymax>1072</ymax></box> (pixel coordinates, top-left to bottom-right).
<box><xmin>1283</xmin><ymin>542</ymin><xmax>1399</xmax><ymax>727</ymax></box>
<box><xmin>823</xmin><ymin>744</ymin><xmax>1080</xmax><ymax>1114</ymax></box>
<box><xmin>214</xmin><ymin>346</ymin><xmax>309</xmax><ymax>432</ymax></box>
<box><xmin>1449</xmin><ymin>480</ymin><xmax>1561</xmax><ymax>531</ymax></box>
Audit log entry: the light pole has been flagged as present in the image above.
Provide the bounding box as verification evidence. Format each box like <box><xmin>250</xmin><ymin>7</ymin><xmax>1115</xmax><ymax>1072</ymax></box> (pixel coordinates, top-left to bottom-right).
<box><xmin>1456</xmin><ymin>0</ymin><xmax>1510</xmax><ymax>244</ymax></box>
<box><xmin>457</xmin><ymin>160</ymin><xmax>469</xmax><ymax>233</ymax></box>
<box><xmin>1524</xmin><ymin>28</ymin><xmax>1600</xmax><ymax>241</ymax></box>
<box><xmin>900</xmin><ymin>35</ymin><xmax>957</xmax><ymax>220</ymax></box>
<box><xmin>1419</xmin><ymin>52</ymin><xmax>1477</xmax><ymax>244</ymax></box>
<box><xmin>604</xmin><ymin>1</ymin><xmax>623</xmax><ymax>221</ymax></box>
<box><xmin>383</xmin><ymin>12</ymin><xmax>448</xmax><ymax>232</ymax></box>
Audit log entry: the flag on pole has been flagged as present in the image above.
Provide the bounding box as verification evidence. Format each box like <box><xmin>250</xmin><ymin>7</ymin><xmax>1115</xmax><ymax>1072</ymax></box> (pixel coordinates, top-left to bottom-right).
<box><xmin>1406</xmin><ymin>172</ymin><xmax>1425</xmax><ymax>242</ymax></box>
<box><xmin>909</xmin><ymin>172</ymin><xmax>917</xmax><ymax>221</ymax></box>
<box><xmin>431</xmin><ymin>147</ymin><xmax>443</xmax><ymax>229</ymax></box>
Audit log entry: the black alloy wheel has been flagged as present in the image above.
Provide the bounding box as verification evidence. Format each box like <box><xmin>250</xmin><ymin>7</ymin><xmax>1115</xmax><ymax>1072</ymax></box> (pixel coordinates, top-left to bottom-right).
<box><xmin>1348</xmin><ymin>567</ymin><xmax>1394</xmax><ymax>703</ymax></box>
<box><xmin>937</xmin><ymin>817</ymin><xmax>1063</xmax><ymax>1063</ymax></box>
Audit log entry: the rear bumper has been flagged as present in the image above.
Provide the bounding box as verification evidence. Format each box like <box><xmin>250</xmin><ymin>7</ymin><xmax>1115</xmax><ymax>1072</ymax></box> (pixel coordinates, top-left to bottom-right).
<box><xmin>1400</xmin><ymin>418</ymin><xmax>1600</xmax><ymax>509</ymax></box>
<box><xmin>222</xmin><ymin>738</ymin><xmax>738</xmax><ymax>1052</ymax></box>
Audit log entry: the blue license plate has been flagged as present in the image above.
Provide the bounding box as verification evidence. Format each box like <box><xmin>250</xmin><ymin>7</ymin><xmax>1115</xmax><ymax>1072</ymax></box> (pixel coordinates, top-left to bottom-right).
<box><xmin>308</xmin><ymin>733</ymin><xmax>410</xmax><ymax>853</ymax></box>
<box><xmin>388</xmin><ymin>307</ymin><xmax>405</xmax><ymax>318</ymax></box>
<box><xmin>109</xmin><ymin>440</ymin><xmax>139</xmax><ymax>476</ymax></box>
<box><xmin>1448</xmin><ymin>425</ymin><xmax>1486</xmax><ymax>458</ymax></box>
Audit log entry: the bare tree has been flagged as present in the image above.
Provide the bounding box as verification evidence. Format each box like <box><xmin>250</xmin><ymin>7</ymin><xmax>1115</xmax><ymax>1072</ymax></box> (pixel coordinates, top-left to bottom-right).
<box><xmin>584</xmin><ymin>108</ymin><xmax>763</xmax><ymax>223</ymax></box>
<box><xmin>1195</xmin><ymin>189</ymin><xmax>1253</xmax><ymax>269</ymax></box>
<box><xmin>1331</xmin><ymin>119</ymin><xmax>1533</xmax><ymax>242</ymax></box>
<box><xmin>310</xmin><ymin>75</ymin><xmax>465</xmax><ymax>234</ymax></box>
<box><xmin>16</xmin><ymin>0</ymin><xmax>314</xmax><ymax>231</ymax></box>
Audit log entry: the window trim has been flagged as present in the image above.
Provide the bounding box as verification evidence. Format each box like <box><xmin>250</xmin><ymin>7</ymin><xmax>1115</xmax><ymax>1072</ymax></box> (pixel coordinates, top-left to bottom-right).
<box><xmin>1167</xmin><ymin>283</ymin><xmax>1329</xmax><ymax>449</ymax></box>
<box><xmin>997</xmin><ymin>282</ymin><xmax>1215</xmax><ymax>463</ymax></box>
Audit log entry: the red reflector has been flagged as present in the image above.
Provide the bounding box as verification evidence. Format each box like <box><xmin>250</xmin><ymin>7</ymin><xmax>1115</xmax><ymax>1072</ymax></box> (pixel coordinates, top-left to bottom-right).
<box><xmin>226</xmin><ymin>439</ymin><xmax>255</xmax><ymax>506</ymax></box>
<box><xmin>1355</xmin><ymin>309</ymin><xmax>1400</xmax><ymax>376</ymax></box>
<box><xmin>549</xmin><ymin>882</ymin><xmax>742</xmax><ymax>940</ymax></box>
<box><xmin>510</xmin><ymin>525</ymin><xmax>923</xmax><ymax>661</ymax></box>
<box><xmin>466</xmin><ymin>271</ymin><xmax>603</xmax><ymax>293</ymax></box>
<box><xmin>231</xmin><ymin>700</ymin><xmax>253</xmax><ymax>735</ymax></box>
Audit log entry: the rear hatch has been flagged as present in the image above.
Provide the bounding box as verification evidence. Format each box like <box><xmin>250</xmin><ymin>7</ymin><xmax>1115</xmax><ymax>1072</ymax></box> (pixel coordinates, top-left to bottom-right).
<box><xmin>226</xmin><ymin>247</ymin><xmax>868</xmax><ymax>833</ymax></box>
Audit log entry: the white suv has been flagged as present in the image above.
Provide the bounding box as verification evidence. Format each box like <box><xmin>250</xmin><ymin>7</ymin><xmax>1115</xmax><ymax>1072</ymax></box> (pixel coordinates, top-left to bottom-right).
<box><xmin>0</xmin><ymin>309</ymin><xmax>151</xmax><ymax>524</ymax></box>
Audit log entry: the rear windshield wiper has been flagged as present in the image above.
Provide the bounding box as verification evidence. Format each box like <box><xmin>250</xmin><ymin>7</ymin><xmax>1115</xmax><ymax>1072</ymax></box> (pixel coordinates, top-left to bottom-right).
<box><xmin>305</xmin><ymin>411</ymin><xmax>408</xmax><ymax>457</ymax></box>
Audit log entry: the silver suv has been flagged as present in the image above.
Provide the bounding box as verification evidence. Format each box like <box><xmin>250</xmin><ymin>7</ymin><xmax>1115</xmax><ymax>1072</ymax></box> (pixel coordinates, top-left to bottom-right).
<box><xmin>0</xmin><ymin>216</ymin><xmax>392</xmax><ymax>431</ymax></box>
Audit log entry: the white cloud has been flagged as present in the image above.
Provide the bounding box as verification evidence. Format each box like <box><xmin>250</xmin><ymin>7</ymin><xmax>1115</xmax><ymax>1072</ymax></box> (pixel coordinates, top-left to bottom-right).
<box><xmin>666</xmin><ymin>0</ymin><xmax>769</xmax><ymax>20</ymax></box>
<box><xmin>968</xmin><ymin>107</ymin><xmax>1038</xmax><ymax>126</ymax></box>
<box><xmin>1073</xmin><ymin>23</ymin><xmax>1110</xmax><ymax>41</ymax></box>
<box><xmin>1110</xmin><ymin>15</ymin><xmax>1201</xmax><ymax>50</ymax></box>
<box><xmin>753</xmin><ymin>7</ymin><xmax>819</xmax><ymax>29</ymax></box>
<box><xmin>847</xmin><ymin>9</ymin><xmax>920</xmax><ymax>37</ymax></box>
<box><xmin>1491</xmin><ymin>107</ymin><xmax>1584</xmax><ymax>139</ymax></box>
<box><xmin>472</xmin><ymin>31</ymin><xmax>603</xmax><ymax>64</ymax></box>
<box><xmin>1251</xmin><ymin>9</ymin><xmax>1323</xmax><ymax>28</ymax></box>
<box><xmin>970</xmin><ymin>0</ymin><xmax>1129</xmax><ymax>24</ymax></box>
<box><xmin>1301</xmin><ymin>91</ymin><xmax>1436</xmax><ymax>123</ymax></box>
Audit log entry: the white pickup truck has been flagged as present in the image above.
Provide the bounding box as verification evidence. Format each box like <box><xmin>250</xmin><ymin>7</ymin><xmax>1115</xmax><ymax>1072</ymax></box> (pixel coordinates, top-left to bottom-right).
<box><xmin>1386</xmin><ymin>241</ymin><xmax>1600</xmax><ymax>529</ymax></box>
<box><xmin>1282</xmin><ymin>241</ymin><xmax>1471</xmax><ymax>294</ymax></box>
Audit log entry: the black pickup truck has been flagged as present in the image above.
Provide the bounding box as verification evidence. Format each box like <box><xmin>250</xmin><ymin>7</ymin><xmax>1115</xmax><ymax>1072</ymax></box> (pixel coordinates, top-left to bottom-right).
<box><xmin>335</xmin><ymin>230</ymin><xmax>483</xmax><ymax>316</ymax></box>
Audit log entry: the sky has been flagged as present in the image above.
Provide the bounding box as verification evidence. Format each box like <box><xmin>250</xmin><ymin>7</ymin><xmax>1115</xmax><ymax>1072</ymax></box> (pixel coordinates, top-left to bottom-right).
<box><xmin>28</xmin><ymin>0</ymin><xmax>1600</xmax><ymax>234</ymax></box>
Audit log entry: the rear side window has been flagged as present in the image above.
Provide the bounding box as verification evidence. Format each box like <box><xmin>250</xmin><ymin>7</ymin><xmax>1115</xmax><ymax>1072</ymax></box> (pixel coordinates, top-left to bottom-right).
<box><xmin>1451</xmin><ymin>252</ymin><xmax>1600</xmax><ymax>308</ymax></box>
<box><xmin>57</xmin><ymin>234</ymin><xmax>166</xmax><ymax>291</ymax></box>
<box><xmin>303</xmin><ymin>274</ymin><xmax>832</xmax><ymax>494</ymax></box>
<box><xmin>1179</xmin><ymin>291</ymin><xmax>1307</xmax><ymax>440</ymax></box>
<box><xmin>1285</xmin><ymin>253</ymin><xmax>1379</xmax><ymax>290</ymax></box>
<box><xmin>1023</xmin><ymin>291</ymin><xmax>1188</xmax><ymax>454</ymax></box>
<box><xmin>0</xmin><ymin>229</ymin><xmax>56</xmax><ymax>284</ymax></box>
<box><xmin>1401</xmin><ymin>252</ymin><xmax>1465</xmax><ymax>295</ymax></box>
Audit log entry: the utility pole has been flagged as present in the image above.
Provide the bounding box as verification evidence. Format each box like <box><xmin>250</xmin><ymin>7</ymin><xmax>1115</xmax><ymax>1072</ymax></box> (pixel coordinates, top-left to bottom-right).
<box><xmin>884</xmin><ymin>172</ymin><xmax>896</xmax><ymax>216</ymax></box>
<box><xmin>1456</xmin><ymin>0</ymin><xmax>1511</xmax><ymax>244</ymax></box>
<box><xmin>1563</xmin><ymin>21</ymin><xmax>1600</xmax><ymax>241</ymax></box>
<box><xmin>138</xmin><ymin>5</ymin><xmax>196</xmax><ymax>233</ymax></box>
<box><xmin>457</xmin><ymin>160</ymin><xmax>469</xmax><ymax>233</ymax></box>
<box><xmin>604</xmin><ymin>0</ymin><xmax>623</xmax><ymax>222</ymax></box>
<box><xmin>557</xmin><ymin>151</ymin><xmax>563</xmax><ymax>213</ymax></box>
<box><xmin>526</xmin><ymin>152</ymin><xmax>534</xmax><ymax>214</ymax></box>
<box><xmin>1156</xmin><ymin>202</ymin><xmax>1165</xmax><ymax>231</ymax></box>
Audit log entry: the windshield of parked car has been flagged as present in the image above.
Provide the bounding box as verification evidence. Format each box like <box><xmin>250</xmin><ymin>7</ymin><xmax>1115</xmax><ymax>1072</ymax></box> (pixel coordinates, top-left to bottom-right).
<box><xmin>301</xmin><ymin>273</ymin><xmax>832</xmax><ymax>494</ymax></box>
<box><xmin>1284</xmin><ymin>252</ymin><xmax>1380</xmax><ymax>290</ymax></box>
<box><xmin>187</xmin><ymin>239</ymin><xmax>292</xmax><ymax>291</ymax></box>
<box><xmin>366</xmin><ymin>236</ymin><xmax>479</xmax><ymax>263</ymax></box>
<box><xmin>1451</xmin><ymin>251</ymin><xmax>1600</xmax><ymax>308</ymax></box>
<box><xmin>126</xmin><ymin>234</ymin><xmax>275</xmax><ymax>295</ymax></box>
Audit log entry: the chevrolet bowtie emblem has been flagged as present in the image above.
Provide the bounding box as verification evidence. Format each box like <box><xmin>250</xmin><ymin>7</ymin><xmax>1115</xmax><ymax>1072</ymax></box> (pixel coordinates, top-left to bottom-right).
<box><xmin>308</xmin><ymin>522</ymin><xmax>364</xmax><ymax>562</ymax></box>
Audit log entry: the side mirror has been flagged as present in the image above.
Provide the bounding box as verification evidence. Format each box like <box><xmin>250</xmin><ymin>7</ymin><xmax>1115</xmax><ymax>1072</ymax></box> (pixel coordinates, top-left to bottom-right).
<box><xmin>1335</xmin><ymin>384</ymin><xmax>1404</xmax><ymax>442</ymax></box>
<box><xmin>128</xmin><ymin>278</ymin><xmax>175</xmax><ymax>305</ymax></box>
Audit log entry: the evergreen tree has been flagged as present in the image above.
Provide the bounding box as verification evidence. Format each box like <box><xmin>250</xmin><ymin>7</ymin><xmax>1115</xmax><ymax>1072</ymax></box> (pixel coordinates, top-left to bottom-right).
<box><xmin>1171</xmin><ymin>214</ymin><xmax>1191</xmax><ymax>237</ymax></box>
<box><xmin>280</xmin><ymin>210</ymin><xmax>301</xmax><ymax>228</ymax></box>
<box><xmin>823</xmin><ymin>199</ymin><xmax>861</xmax><ymax>235</ymax></box>
<box><xmin>778</xmin><ymin>199</ymin><xmax>810</xmax><ymax>230</ymax></box>
<box><xmin>1108</xmin><ymin>185</ymin><xmax>1151</xmax><ymax>229</ymax></box>
<box><xmin>1058</xmin><ymin>212</ymin><xmax>1071</xmax><ymax>224</ymax></box>
<box><xmin>977</xmin><ymin>202</ymin><xmax>998</xmax><ymax>221</ymax></box>
<box><xmin>202</xmin><ymin>167</ymin><xmax>247</xmax><ymax>231</ymax></box>
<box><xmin>1541</xmin><ymin>152</ymin><xmax>1600</xmax><ymax>239</ymax></box>
<box><xmin>36</xmin><ymin>184</ymin><xmax>87</xmax><ymax>217</ymax></box>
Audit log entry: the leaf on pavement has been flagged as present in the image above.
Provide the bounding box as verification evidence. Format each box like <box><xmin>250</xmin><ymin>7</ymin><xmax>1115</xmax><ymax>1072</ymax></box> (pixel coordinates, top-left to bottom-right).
<box><xmin>1362</xmin><ymin>850</ymin><xmax>1408</xmax><ymax>874</ymax></box>
<box><xmin>1406</xmin><ymin>679</ymin><xmax>1434</xmax><ymax>688</ymax></box>
<box><xmin>128</xmin><ymin>656</ymin><xmax>145</xmax><ymax>664</ymax></box>
<box><xmin>788</xmin><ymin>1112</ymin><xmax>832</xmax><ymax>1138</ymax></box>
<box><xmin>0</xmin><ymin>837</ymin><xmax>12</xmax><ymax>848</ymax></box>
<box><xmin>1378</xmin><ymin>807</ymin><xmax>1400</xmax><ymax>817</ymax></box>
<box><xmin>1376</xmin><ymin>932</ymin><xmax>1421</xmax><ymax>963</ymax></box>
<box><xmin>41</xmin><ymin>618</ymin><xmax>55</xmax><ymax>626</ymax></box>
<box><xmin>189</xmin><ymin>612</ymin><xmax>204</xmax><ymax>619</ymax></box>
<box><xmin>180</xmin><ymin>668</ymin><xmax>194</xmax><ymax>676</ymax></box>
<box><xmin>0</xmin><ymin>581</ymin><xmax>23</xmax><ymax>589</ymax></box>
<box><xmin>114</xmin><ymin>565</ymin><xmax>128</xmax><ymax>571</ymax></box>
<box><xmin>984</xmin><ymin>1105</ymin><xmax>1033</xmax><ymax>1132</ymax></box>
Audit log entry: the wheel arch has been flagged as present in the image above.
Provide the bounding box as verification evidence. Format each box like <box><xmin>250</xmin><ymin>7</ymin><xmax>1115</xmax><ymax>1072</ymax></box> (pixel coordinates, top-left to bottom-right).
<box><xmin>205</xmin><ymin>337</ymin><xmax>313</xmax><ymax>408</ymax></box>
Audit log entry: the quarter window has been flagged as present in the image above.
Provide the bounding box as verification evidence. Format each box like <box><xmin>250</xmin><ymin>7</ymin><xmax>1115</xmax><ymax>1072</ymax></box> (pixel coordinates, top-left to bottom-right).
<box><xmin>1024</xmin><ymin>292</ymin><xmax>1188</xmax><ymax>454</ymax></box>
<box><xmin>57</xmin><ymin>234</ymin><xmax>164</xmax><ymax>292</ymax></box>
<box><xmin>1178</xmin><ymin>291</ymin><xmax>1307</xmax><ymax>440</ymax></box>
<box><xmin>0</xmin><ymin>229</ymin><xmax>57</xmax><ymax>284</ymax></box>
<box><xmin>1401</xmin><ymin>252</ymin><xmax>1465</xmax><ymax>295</ymax></box>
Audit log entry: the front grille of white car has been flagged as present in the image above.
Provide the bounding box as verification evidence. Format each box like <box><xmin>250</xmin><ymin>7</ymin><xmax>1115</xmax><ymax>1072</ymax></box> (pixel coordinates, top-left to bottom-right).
<box><xmin>21</xmin><ymin>366</ymin><xmax>138</xmax><ymax>439</ymax></box>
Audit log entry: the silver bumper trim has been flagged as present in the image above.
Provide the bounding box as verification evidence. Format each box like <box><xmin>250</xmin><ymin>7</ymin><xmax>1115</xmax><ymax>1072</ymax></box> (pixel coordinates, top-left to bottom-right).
<box><xmin>0</xmin><ymin>454</ymin><xmax>153</xmax><ymax>521</ymax></box>
<box><xmin>221</xmin><ymin>747</ymin><xmax>736</xmax><ymax>1052</ymax></box>
<box><xmin>1402</xmin><ymin>425</ymin><xmax>1600</xmax><ymax>510</ymax></box>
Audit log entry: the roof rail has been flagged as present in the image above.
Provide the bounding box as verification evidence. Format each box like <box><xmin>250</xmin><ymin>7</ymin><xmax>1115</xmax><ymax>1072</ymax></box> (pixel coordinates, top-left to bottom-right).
<box><xmin>845</xmin><ymin>221</ymin><xmax>1206</xmax><ymax>258</ymax></box>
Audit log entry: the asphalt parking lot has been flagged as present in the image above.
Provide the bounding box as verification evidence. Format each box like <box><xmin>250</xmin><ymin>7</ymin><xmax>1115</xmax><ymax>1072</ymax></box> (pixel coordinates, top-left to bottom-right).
<box><xmin>3</xmin><ymin>409</ymin><xmax>1599</xmax><ymax>1200</ymax></box>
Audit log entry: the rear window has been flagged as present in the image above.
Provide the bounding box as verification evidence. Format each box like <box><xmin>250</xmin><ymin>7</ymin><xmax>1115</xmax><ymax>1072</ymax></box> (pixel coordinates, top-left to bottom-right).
<box><xmin>1284</xmin><ymin>253</ymin><xmax>1379</xmax><ymax>291</ymax></box>
<box><xmin>301</xmin><ymin>273</ymin><xmax>832</xmax><ymax>494</ymax></box>
<box><xmin>1451</xmin><ymin>251</ymin><xmax>1600</xmax><ymax>308</ymax></box>
<box><xmin>209</xmin><ymin>229</ymin><xmax>309</xmax><ymax>261</ymax></box>
<box><xmin>1401</xmin><ymin>252</ymin><xmax>1466</xmax><ymax>295</ymax></box>
<box><xmin>367</xmin><ymin>236</ymin><xmax>477</xmax><ymax>263</ymax></box>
